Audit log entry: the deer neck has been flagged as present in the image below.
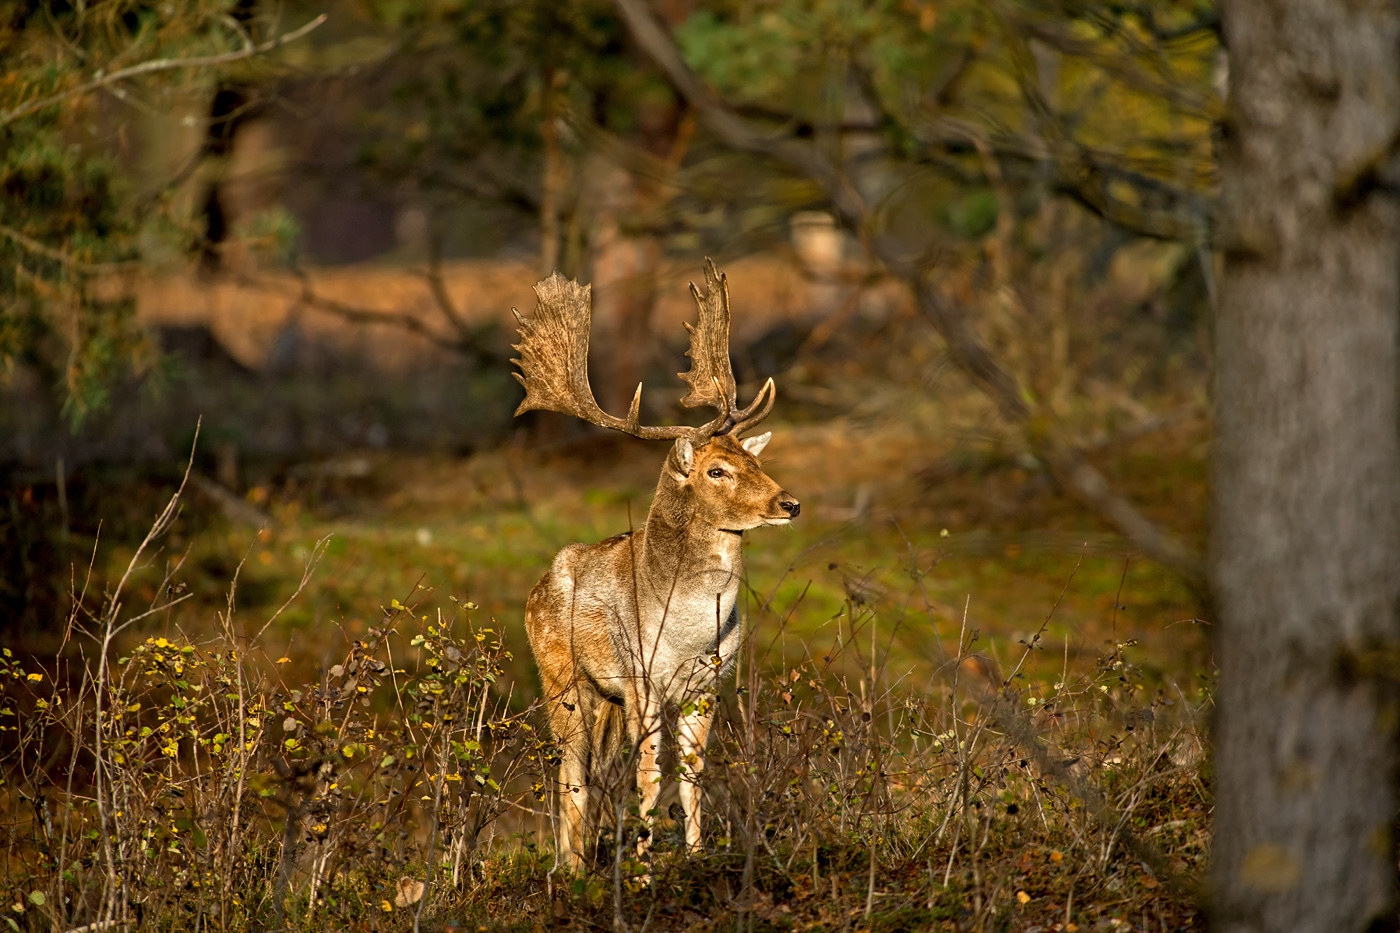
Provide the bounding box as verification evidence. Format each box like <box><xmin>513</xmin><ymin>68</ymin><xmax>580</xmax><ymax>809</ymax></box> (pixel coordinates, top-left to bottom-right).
<box><xmin>638</xmin><ymin>472</ymin><xmax>743</xmax><ymax>602</ymax></box>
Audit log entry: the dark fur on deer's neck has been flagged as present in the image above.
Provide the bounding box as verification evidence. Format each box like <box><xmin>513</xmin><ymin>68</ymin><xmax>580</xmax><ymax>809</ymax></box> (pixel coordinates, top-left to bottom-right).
<box><xmin>635</xmin><ymin>439</ymin><xmax>743</xmax><ymax>604</ymax></box>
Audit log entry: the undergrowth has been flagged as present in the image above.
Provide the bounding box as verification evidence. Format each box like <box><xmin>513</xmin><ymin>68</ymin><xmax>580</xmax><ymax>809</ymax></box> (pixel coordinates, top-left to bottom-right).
<box><xmin>0</xmin><ymin>461</ymin><xmax>1210</xmax><ymax>933</ymax></box>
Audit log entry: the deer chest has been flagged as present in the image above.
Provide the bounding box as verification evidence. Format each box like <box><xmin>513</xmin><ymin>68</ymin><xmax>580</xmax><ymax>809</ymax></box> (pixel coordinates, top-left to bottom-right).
<box><xmin>637</xmin><ymin>575</ymin><xmax>744</xmax><ymax>698</ymax></box>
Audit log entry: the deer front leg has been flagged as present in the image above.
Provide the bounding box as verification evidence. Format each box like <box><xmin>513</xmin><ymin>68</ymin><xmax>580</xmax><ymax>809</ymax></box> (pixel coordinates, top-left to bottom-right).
<box><xmin>677</xmin><ymin>698</ymin><xmax>715</xmax><ymax>852</ymax></box>
<box><xmin>626</xmin><ymin>686</ymin><xmax>664</xmax><ymax>862</ymax></box>
<box><xmin>549</xmin><ymin>689</ymin><xmax>595</xmax><ymax>871</ymax></box>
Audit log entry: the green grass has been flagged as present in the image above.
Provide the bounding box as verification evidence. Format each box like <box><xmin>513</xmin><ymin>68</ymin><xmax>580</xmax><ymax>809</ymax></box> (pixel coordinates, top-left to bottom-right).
<box><xmin>92</xmin><ymin>419</ymin><xmax>1207</xmax><ymax>706</ymax></box>
<box><xmin>1</xmin><ymin>418</ymin><xmax>1211</xmax><ymax>930</ymax></box>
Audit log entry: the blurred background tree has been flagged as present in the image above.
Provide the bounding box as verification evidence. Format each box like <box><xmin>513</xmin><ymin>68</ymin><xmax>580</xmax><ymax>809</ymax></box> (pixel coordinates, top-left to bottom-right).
<box><xmin>1</xmin><ymin>0</ymin><xmax>1221</xmax><ymax>637</ymax></box>
<box><xmin>0</xmin><ymin>0</ymin><xmax>321</xmax><ymax>626</ymax></box>
<box><xmin>616</xmin><ymin>0</ymin><xmax>1219</xmax><ymax>578</ymax></box>
<box><xmin>0</xmin><ymin>1</ymin><xmax>321</xmax><ymax>425</ymax></box>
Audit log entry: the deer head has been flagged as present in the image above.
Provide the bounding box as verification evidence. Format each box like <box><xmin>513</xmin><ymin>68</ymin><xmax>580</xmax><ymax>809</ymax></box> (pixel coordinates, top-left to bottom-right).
<box><xmin>668</xmin><ymin>432</ymin><xmax>800</xmax><ymax>530</ymax></box>
<box><xmin>510</xmin><ymin>258</ymin><xmax>775</xmax><ymax>444</ymax></box>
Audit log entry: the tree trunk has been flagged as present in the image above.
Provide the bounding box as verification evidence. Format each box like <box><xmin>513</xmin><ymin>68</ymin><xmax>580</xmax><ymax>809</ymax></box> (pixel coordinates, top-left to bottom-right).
<box><xmin>585</xmin><ymin>154</ymin><xmax>661</xmax><ymax>417</ymax></box>
<box><xmin>540</xmin><ymin>66</ymin><xmax>567</xmax><ymax>278</ymax></box>
<box><xmin>1212</xmin><ymin>2</ymin><xmax>1400</xmax><ymax>931</ymax></box>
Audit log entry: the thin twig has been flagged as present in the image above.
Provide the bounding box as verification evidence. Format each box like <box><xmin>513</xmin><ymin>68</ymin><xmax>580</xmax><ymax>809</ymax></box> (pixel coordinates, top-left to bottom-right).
<box><xmin>1</xmin><ymin>15</ymin><xmax>327</xmax><ymax>127</ymax></box>
<box><xmin>612</xmin><ymin>0</ymin><xmax>1205</xmax><ymax>587</ymax></box>
<box><xmin>0</xmin><ymin>224</ymin><xmax>134</xmax><ymax>272</ymax></box>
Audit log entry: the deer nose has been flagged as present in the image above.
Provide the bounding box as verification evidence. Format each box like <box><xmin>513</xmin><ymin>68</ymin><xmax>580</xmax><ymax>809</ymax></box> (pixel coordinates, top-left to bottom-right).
<box><xmin>779</xmin><ymin>497</ymin><xmax>800</xmax><ymax>518</ymax></box>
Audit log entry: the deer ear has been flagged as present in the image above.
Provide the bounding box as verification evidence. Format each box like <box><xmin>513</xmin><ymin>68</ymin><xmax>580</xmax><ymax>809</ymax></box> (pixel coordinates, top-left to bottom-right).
<box><xmin>672</xmin><ymin>437</ymin><xmax>695</xmax><ymax>477</ymax></box>
<box><xmin>740</xmin><ymin>432</ymin><xmax>771</xmax><ymax>457</ymax></box>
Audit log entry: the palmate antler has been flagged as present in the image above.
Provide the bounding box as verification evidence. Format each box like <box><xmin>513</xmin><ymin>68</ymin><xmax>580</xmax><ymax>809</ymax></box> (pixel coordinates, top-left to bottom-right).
<box><xmin>512</xmin><ymin>259</ymin><xmax>775</xmax><ymax>441</ymax></box>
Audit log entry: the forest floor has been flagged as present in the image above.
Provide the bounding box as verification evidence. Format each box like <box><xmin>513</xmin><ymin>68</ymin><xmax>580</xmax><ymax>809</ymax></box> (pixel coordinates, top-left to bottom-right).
<box><xmin>3</xmin><ymin>408</ymin><xmax>1212</xmax><ymax>932</ymax></box>
<box><xmin>90</xmin><ymin>407</ymin><xmax>1210</xmax><ymax>700</ymax></box>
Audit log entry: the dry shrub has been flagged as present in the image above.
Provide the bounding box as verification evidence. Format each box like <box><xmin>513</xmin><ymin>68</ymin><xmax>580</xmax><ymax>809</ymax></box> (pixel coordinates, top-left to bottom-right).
<box><xmin>527</xmin><ymin>559</ymin><xmax>1209</xmax><ymax>933</ymax></box>
<box><xmin>0</xmin><ymin>466</ymin><xmax>544</xmax><ymax>932</ymax></box>
<box><xmin>0</xmin><ymin>466</ymin><xmax>1209</xmax><ymax>933</ymax></box>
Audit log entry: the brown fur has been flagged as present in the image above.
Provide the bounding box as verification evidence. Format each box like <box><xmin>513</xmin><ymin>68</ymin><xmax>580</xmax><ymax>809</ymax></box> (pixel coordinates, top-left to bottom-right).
<box><xmin>526</xmin><ymin>433</ymin><xmax>798</xmax><ymax>870</ymax></box>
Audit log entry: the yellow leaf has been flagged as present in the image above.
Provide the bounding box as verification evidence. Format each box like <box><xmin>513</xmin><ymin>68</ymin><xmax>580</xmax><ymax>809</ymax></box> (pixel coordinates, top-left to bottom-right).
<box><xmin>277</xmin><ymin>657</ymin><xmax>291</xmax><ymax>664</ymax></box>
<box><xmin>1050</xmin><ymin>849</ymin><xmax>1064</xmax><ymax>862</ymax></box>
<box><xmin>380</xmin><ymin>900</ymin><xmax>393</xmax><ymax>912</ymax></box>
<box><xmin>26</xmin><ymin>673</ymin><xmax>42</xmax><ymax>683</ymax></box>
<box><xmin>1016</xmin><ymin>890</ymin><xmax>1030</xmax><ymax>905</ymax></box>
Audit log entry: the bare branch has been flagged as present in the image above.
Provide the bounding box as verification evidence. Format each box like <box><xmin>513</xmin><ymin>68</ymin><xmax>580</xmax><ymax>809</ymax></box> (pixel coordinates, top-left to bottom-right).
<box><xmin>233</xmin><ymin>269</ymin><xmax>505</xmax><ymax>371</ymax></box>
<box><xmin>615</xmin><ymin>0</ymin><xmax>1205</xmax><ymax>586</ymax></box>
<box><xmin>0</xmin><ymin>223</ymin><xmax>135</xmax><ymax>272</ymax></box>
<box><xmin>0</xmin><ymin>14</ymin><xmax>327</xmax><ymax>128</ymax></box>
<box><xmin>419</xmin><ymin>218</ymin><xmax>470</xmax><ymax>337</ymax></box>
<box><xmin>232</xmin><ymin>270</ymin><xmax>459</xmax><ymax>352</ymax></box>
<box><xmin>612</xmin><ymin>0</ymin><xmax>869</xmax><ymax>226</ymax></box>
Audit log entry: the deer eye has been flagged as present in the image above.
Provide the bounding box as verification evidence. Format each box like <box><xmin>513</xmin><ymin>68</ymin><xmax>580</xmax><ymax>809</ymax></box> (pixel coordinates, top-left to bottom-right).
<box><xmin>707</xmin><ymin>467</ymin><xmax>726</xmax><ymax>479</ymax></box>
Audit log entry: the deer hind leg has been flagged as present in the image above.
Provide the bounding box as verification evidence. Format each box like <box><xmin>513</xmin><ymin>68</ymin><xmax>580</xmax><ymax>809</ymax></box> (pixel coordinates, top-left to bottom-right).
<box><xmin>548</xmin><ymin>683</ymin><xmax>599</xmax><ymax>871</ymax></box>
<box><xmin>677</xmin><ymin>698</ymin><xmax>715</xmax><ymax>851</ymax></box>
<box><xmin>588</xmin><ymin>699</ymin><xmax>626</xmax><ymax>849</ymax></box>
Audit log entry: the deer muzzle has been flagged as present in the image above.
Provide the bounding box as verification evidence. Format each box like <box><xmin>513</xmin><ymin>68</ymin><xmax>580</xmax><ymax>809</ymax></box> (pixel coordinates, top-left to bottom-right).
<box><xmin>772</xmin><ymin>494</ymin><xmax>800</xmax><ymax>522</ymax></box>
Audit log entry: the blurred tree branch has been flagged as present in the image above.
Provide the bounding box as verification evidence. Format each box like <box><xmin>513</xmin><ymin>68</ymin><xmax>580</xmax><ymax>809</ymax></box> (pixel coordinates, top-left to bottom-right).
<box><xmin>0</xmin><ymin>14</ymin><xmax>326</xmax><ymax>129</ymax></box>
<box><xmin>0</xmin><ymin>223</ymin><xmax>134</xmax><ymax>273</ymax></box>
<box><xmin>233</xmin><ymin>254</ymin><xmax>504</xmax><ymax>371</ymax></box>
<box><xmin>615</xmin><ymin>0</ymin><xmax>1205</xmax><ymax>586</ymax></box>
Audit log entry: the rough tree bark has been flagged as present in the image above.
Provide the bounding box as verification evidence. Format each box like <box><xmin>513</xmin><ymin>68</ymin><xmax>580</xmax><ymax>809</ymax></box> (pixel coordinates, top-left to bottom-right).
<box><xmin>1212</xmin><ymin>2</ymin><xmax>1400</xmax><ymax>930</ymax></box>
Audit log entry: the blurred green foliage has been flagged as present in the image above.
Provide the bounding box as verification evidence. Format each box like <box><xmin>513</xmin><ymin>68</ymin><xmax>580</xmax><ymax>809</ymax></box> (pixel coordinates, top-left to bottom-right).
<box><xmin>0</xmin><ymin>1</ymin><xmax>312</xmax><ymax>424</ymax></box>
<box><xmin>0</xmin><ymin>0</ymin><xmax>1222</xmax><ymax>423</ymax></box>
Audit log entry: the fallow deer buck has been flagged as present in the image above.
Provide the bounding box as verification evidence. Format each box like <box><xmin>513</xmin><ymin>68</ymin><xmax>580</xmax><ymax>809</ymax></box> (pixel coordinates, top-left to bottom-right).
<box><xmin>512</xmin><ymin>260</ymin><xmax>799</xmax><ymax>872</ymax></box>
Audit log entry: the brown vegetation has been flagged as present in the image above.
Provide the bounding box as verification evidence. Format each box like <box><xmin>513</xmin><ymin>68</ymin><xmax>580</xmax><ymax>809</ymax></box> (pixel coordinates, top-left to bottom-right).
<box><xmin>0</xmin><ymin>447</ymin><xmax>1209</xmax><ymax>931</ymax></box>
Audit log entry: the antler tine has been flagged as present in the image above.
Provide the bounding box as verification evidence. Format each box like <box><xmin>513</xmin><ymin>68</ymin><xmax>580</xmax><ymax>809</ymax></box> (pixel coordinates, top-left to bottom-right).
<box><xmin>513</xmin><ymin>264</ymin><xmax>777</xmax><ymax>443</ymax></box>
<box><xmin>725</xmin><ymin>377</ymin><xmax>776</xmax><ymax>437</ymax></box>
<box><xmin>512</xmin><ymin>273</ymin><xmax>689</xmax><ymax>440</ymax></box>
